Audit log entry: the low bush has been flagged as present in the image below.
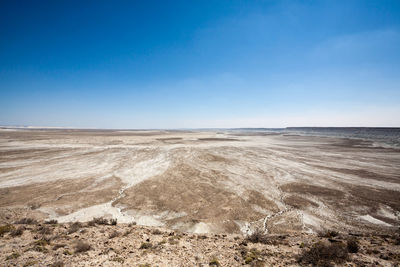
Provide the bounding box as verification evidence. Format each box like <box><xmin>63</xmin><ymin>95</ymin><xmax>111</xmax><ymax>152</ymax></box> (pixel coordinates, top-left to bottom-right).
<box><xmin>14</xmin><ymin>218</ymin><xmax>38</xmax><ymax>225</ymax></box>
<box><xmin>49</xmin><ymin>261</ymin><xmax>64</xmax><ymax>267</ymax></box>
<box><xmin>298</xmin><ymin>241</ymin><xmax>348</xmax><ymax>266</ymax></box>
<box><xmin>89</xmin><ymin>217</ymin><xmax>109</xmax><ymax>225</ymax></box>
<box><xmin>74</xmin><ymin>241</ymin><xmax>91</xmax><ymax>253</ymax></box>
<box><xmin>109</xmin><ymin>230</ymin><xmax>120</xmax><ymax>239</ymax></box>
<box><xmin>152</xmin><ymin>229</ymin><xmax>162</xmax><ymax>235</ymax></box>
<box><xmin>246</xmin><ymin>229</ymin><xmax>269</xmax><ymax>244</ymax></box>
<box><xmin>44</xmin><ymin>219</ymin><xmax>58</xmax><ymax>225</ymax></box>
<box><xmin>319</xmin><ymin>230</ymin><xmax>339</xmax><ymax>238</ymax></box>
<box><xmin>10</xmin><ymin>226</ymin><xmax>24</xmax><ymax>237</ymax></box>
<box><xmin>110</xmin><ymin>218</ymin><xmax>117</xmax><ymax>225</ymax></box>
<box><xmin>38</xmin><ymin>226</ymin><xmax>53</xmax><ymax>235</ymax></box>
<box><xmin>139</xmin><ymin>242</ymin><xmax>153</xmax><ymax>249</ymax></box>
<box><xmin>6</xmin><ymin>252</ymin><xmax>20</xmax><ymax>260</ymax></box>
<box><xmin>209</xmin><ymin>257</ymin><xmax>220</xmax><ymax>266</ymax></box>
<box><xmin>347</xmin><ymin>238</ymin><xmax>359</xmax><ymax>253</ymax></box>
<box><xmin>0</xmin><ymin>224</ymin><xmax>15</xmax><ymax>236</ymax></box>
<box><xmin>67</xmin><ymin>222</ymin><xmax>82</xmax><ymax>234</ymax></box>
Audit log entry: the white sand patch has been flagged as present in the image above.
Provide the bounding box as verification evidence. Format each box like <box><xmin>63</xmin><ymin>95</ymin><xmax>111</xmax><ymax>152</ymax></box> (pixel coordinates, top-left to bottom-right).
<box><xmin>377</xmin><ymin>206</ymin><xmax>398</xmax><ymax>220</ymax></box>
<box><xmin>360</xmin><ymin>215</ymin><xmax>392</xmax><ymax>226</ymax></box>
<box><xmin>302</xmin><ymin>212</ymin><xmax>322</xmax><ymax>232</ymax></box>
<box><xmin>56</xmin><ymin>202</ymin><xmax>135</xmax><ymax>223</ymax></box>
<box><xmin>190</xmin><ymin>222</ymin><xmax>211</xmax><ymax>234</ymax></box>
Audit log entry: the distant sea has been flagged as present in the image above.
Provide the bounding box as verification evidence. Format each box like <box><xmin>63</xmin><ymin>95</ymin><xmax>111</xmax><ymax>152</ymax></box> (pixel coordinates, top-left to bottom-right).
<box><xmin>232</xmin><ymin>127</ymin><xmax>400</xmax><ymax>148</ymax></box>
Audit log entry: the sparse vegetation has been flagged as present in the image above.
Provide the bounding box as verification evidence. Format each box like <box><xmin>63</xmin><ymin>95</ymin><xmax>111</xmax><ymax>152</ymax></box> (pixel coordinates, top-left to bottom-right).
<box><xmin>63</xmin><ymin>250</ymin><xmax>72</xmax><ymax>255</ymax></box>
<box><xmin>298</xmin><ymin>241</ymin><xmax>348</xmax><ymax>266</ymax></box>
<box><xmin>152</xmin><ymin>229</ymin><xmax>162</xmax><ymax>235</ymax></box>
<box><xmin>0</xmin><ymin>224</ymin><xmax>15</xmax><ymax>236</ymax></box>
<box><xmin>347</xmin><ymin>238</ymin><xmax>359</xmax><ymax>253</ymax></box>
<box><xmin>88</xmin><ymin>217</ymin><xmax>116</xmax><ymax>226</ymax></box>
<box><xmin>6</xmin><ymin>252</ymin><xmax>20</xmax><ymax>260</ymax></box>
<box><xmin>10</xmin><ymin>226</ymin><xmax>24</xmax><ymax>237</ymax></box>
<box><xmin>38</xmin><ymin>225</ymin><xmax>53</xmax><ymax>235</ymax></box>
<box><xmin>140</xmin><ymin>242</ymin><xmax>153</xmax><ymax>249</ymax></box>
<box><xmin>49</xmin><ymin>261</ymin><xmax>64</xmax><ymax>267</ymax></box>
<box><xmin>209</xmin><ymin>257</ymin><xmax>220</xmax><ymax>266</ymax></box>
<box><xmin>319</xmin><ymin>230</ymin><xmax>339</xmax><ymax>238</ymax></box>
<box><xmin>45</xmin><ymin>219</ymin><xmax>58</xmax><ymax>225</ymax></box>
<box><xmin>109</xmin><ymin>230</ymin><xmax>120</xmax><ymax>239</ymax></box>
<box><xmin>111</xmin><ymin>256</ymin><xmax>124</xmax><ymax>263</ymax></box>
<box><xmin>74</xmin><ymin>240</ymin><xmax>91</xmax><ymax>253</ymax></box>
<box><xmin>23</xmin><ymin>260</ymin><xmax>38</xmax><ymax>266</ymax></box>
<box><xmin>31</xmin><ymin>238</ymin><xmax>50</xmax><ymax>253</ymax></box>
<box><xmin>14</xmin><ymin>218</ymin><xmax>38</xmax><ymax>225</ymax></box>
<box><xmin>246</xmin><ymin>228</ymin><xmax>269</xmax><ymax>244</ymax></box>
<box><xmin>67</xmin><ymin>222</ymin><xmax>82</xmax><ymax>234</ymax></box>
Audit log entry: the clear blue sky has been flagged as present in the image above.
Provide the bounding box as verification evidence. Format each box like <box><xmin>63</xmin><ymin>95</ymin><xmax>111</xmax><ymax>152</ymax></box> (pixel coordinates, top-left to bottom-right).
<box><xmin>1</xmin><ymin>0</ymin><xmax>400</xmax><ymax>128</ymax></box>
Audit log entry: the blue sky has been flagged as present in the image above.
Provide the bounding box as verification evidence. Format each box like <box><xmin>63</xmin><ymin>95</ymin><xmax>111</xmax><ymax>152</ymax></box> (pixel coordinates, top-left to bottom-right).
<box><xmin>1</xmin><ymin>0</ymin><xmax>400</xmax><ymax>128</ymax></box>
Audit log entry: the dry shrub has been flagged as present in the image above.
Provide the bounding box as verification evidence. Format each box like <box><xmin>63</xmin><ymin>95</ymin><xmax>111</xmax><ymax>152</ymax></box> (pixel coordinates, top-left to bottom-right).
<box><xmin>15</xmin><ymin>218</ymin><xmax>38</xmax><ymax>225</ymax></box>
<box><xmin>152</xmin><ymin>229</ymin><xmax>162</xmax><ymax>235</ymax></box>
<box><xmin>10</xmin><ymin>226</ymin><xmax>24</xmax><ymax>237</ymax></box>
<box><xmin>298</xmin><ymin>241</ymin><xmax>348</xmax><ymax>266</ymax></box>
<box><xmin>109</xmin><ymin>230</ymin><xmax>120</xmax><ymax>239</ymax></box>
<box><xmin>89</xmin><ymin>217</ymin><xmax>109</xmax><ymax>225</ymax></box>
<box><xmin>49</xmin><ymin>261</ymin><xmax>64</xmax><ymax>267</ymax></box>
<box><xmin>110</xmin><ymin>218</ymin><xmax>117</xmax><ymax>225</ymax></box>
<box><xmin>347</xmin><ymin>238</ymin><xmax>359</xmax><ymax>253</ymax></box>
<box><xmin>6</xmin><ymin>252</ymin><xmax>20</xmax><ymax>260</ymax></box>
<box><xmin>246</xmin><ymin>229</ymin><xmax>269</xmax><ymax>244</ymax></box>
<box><xmin>319</xmin><ymin>230</ymin><xmax>339</xmax><ymax>238</ymax></box>
<box><xmin>139</xmin><ymin>242</ymin><xmax>153</xmax><ymax>249</ymax></box>
<box><xmin>0</xmin><ymin>224</ymin><xmax>15</xmax><ymax>236</ymax></box>
<box><xmin>31</xmin><ymin>238</ymin><xmax>50</xmax><ymax>253</ymax></box>
<box><xmin>209</xmin><ymin>257</ymin><xmax>220</xmax><ymax>266</ymax></box>
<box><xmin>45</xmin><ymin>219</ymin><xmax>58</xmax><ymax>225</ymax></box>
<box><xmin>38</xmin><ymin>226</ymin><xmax>53</xmax><ymax>235</ymax></box>
<box><xmin>74</xmin><ymin>241</ymin><xmax>91</xmax><ymax>253</ymax></box>
<box><xmin>67</xmin><ymin>222</ymin><xmax>82</xmax><ymax>234</ymax></box>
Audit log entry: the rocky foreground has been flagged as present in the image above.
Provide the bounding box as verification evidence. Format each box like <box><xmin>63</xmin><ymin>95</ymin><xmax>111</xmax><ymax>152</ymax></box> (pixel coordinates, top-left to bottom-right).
<box><xmin>1</xmin><ymin>217</ymin><xmax>399</xmax><ymax>267</ymax></box>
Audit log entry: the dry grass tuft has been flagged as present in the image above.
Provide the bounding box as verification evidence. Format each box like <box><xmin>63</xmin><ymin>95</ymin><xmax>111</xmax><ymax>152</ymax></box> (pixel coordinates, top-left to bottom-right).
<box><xmin>152</xmin><ymin>229</ymin><xmax>162</xmax><ymax>235</ymax></box>
<box><xmin>139</xmin><ymin>242</ymin><xmax>153</xmax><ymax>249</ymax></box>
<box><xmin>49</xmin><ymin>261</ymin><xmax>64</xmax><ymax>267</ymax></box>
<box><xmin>298</xmin><ymin>241</ymin><xmax>348</xmax><ymax>266</ymax></box>
<box><xmin>38</xmin><ymin>225</ymin><xmax>53</xmax><ymax>235</ymax></box>
<box><xmin>14</xmin><ymin>218</ymin><xmax>38</xmax><ymax>225</ymax></box>
<box><xmin>246</xmin><ymin>229</ymin><xmax>269</xmax><ymax>244</ymax></box>
<box><xmin>67</xmin><ymin>222</ymin><xmax>82</xmax><ymax>234</ymax></box>
<box><xmin>109</xmin><ymin>230</ymin><xmax>120</xmax><ymax>239</ymax></box>
<box><xmin>89</xmin><ymin>217</ymin><xmax>109</xmax><ymax>225</ymax></box>
<box><xmin>10</xmin><ymin>226</ymin><xmax>24</xmax><ymax>237</ymax></box>
<box><xmin>319</xmin><ymin>230</ymin><xmax>339</xmax><ymax>238</ymax></box>
<box><xmin>347</xmin><ymin>238</ymin><xmax>359</xmax><ymax>253</ymax></box>
<box><xmin>74</xmin><ymin>240</ymin><xmax>91</xmax><ymax>253</ymax></box>
<box><xmin>6</xmin><ymin>252</ymin><xmax>20</xmax><ymax>260</ymax></box>
<box><xmin>0</xmin><ymin>224</ymin><xmax>15</xmax><ymax>236</ymax></box>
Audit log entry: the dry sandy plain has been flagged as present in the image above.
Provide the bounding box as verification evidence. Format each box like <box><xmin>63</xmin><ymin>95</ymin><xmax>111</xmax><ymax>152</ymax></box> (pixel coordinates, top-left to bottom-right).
<box><xmin>0</xmin><ymin>129</ymin><xmax>400</xmax><ymax>266</ymax></box>
<box><xmin>0</xmin><ymin>129</ymin><xmax>399</xmax><ymax>234</ymax></box>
